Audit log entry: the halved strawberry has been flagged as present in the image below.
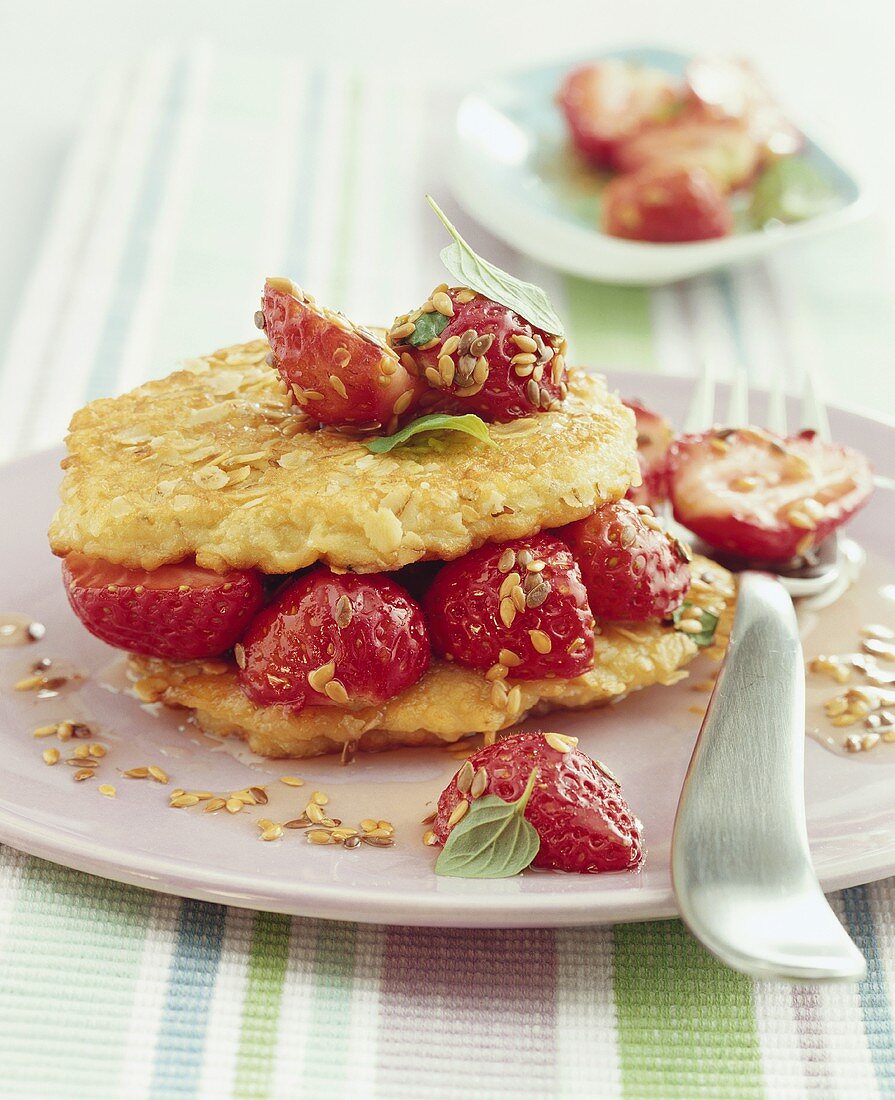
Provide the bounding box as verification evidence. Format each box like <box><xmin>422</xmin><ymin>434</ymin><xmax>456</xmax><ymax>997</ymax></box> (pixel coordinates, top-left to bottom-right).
<box><xmin>624</xmin><ymin>399</ymin><xmax>674</xmax><ymax>506</ymax></box>
<box><xmin>260</xmin><ymin>278</ymin><xmax>425</xmax><ymax>431</ymax></box>
<box><xmin>422</xmin><ymin>534</ymin><xmax>595</xmax><ymax>680</ymax></box>
<box><xmin>433</xmin><ymin>731</ymin><xmax>644</xmax><ymax>873</ymax></box>
<box><xmin>62</xmin><ymin>554</ymin><xmax>264</xmax><ymax>660</ymax></box>
<box><xmin>562</xmin><ymin>500</ymin><xmax>690</xmax><ymax>621</ymax></box>
<box><xmin>612</xmin><ymin>118</ymin><xmax>761</xmax><ymax>191</ymax></box>
<box><xmin>238</xmin><ymin>568</ymin><xmax>430</xmax><ymax>711</ymax></box>
<box><xmin>388</xmin><ymin>287</ymin><xmax>567</xmax><ymax>422</ymax></box>
<box><xmin>667</xmin><ymin>428</ymin><xmax>874</xmax><ymax>561</ymax></box>
<box><xmin>557</xmin><ymin>60</ymin><xmax>683</xmax><ymax>167</ymax></box>
<box><xmin>602</xmin><ymin>165</ymin><xmax>733</xmax><ymax>243</ymax></box>
<box><xmin>686</xmin><ymin>57</ymin><xmax>802</xmax><ymax>163</ymax></box>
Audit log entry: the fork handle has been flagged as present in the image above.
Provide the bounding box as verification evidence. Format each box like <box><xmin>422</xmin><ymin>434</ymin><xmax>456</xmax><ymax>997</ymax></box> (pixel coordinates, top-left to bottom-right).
<box><xmin>671</xmin><ymin>571</ymin><xmax>866</xmax><ymax>981</ymax></box>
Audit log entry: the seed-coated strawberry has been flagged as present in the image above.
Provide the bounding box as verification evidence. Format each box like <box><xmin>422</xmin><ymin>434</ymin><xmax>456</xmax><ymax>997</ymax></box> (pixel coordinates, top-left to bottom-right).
<box><xmin>433</xmin><ymin>731</ymin><xmax>644</xmax><ymax>873</ymax></box>
<box><xmin>388</xmin><ymin>289</ymin><xmax>568</xmax><ymax>422</ymax></box>
<box><xmin>62</xmin><ymin>554</ymin><xmax>265</xmax><ymax>660</ymax></box>
<box><xmin>422</xmin><ymin>533</ymin><xmax>595</xmax><ymax>680</ymax></box>
<box><xmin>261</xmin><ymin>279</ymin><xmax>424</xmax><ymax>431</ymax></box>
<box><xmin>667</xmin><ymin>428</ymin><xmax>874</xmax><ymax>561</ymax></box>
<box><xmin>561</xmin><ymin>500</ymin><xmax>691</xmax><ymax>621</ymax></box>
<box><xmin>238</xmin><ymin>567</ymin><xmax>430</xmax><ymax>711</ymax></box>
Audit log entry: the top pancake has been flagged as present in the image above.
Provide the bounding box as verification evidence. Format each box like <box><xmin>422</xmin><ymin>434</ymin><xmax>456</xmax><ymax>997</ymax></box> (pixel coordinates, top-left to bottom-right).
<box><xmin>49</xmin><ymin>340</ymin><xmax>640</xmax><ymax>574</ymax></box>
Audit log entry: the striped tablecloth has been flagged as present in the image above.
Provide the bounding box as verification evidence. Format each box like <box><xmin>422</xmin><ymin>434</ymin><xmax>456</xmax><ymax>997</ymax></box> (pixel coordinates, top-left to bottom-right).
<box><xmin>2</xmin><ymin>45</ymin><xmax>895</xmax><ymax>1099</ymax></box>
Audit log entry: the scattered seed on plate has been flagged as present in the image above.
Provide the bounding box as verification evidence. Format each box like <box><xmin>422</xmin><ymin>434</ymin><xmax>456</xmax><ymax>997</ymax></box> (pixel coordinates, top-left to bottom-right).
<box><xmin>148</xmin><ymin>766</ymin><xmax>169</xmax><ymax>784</ymax></box>
<box><xmin>98</xmin><ymin>784</ymin><xmax>116</xmax><ymax>798</ymax></box>
<box><xmin>279</xmin><ymin>776</ymin><xmax>305</xmax><ymax>787</ymax></box>
<box><xmin>42</xmin><ymin>748</ymin><xmax>60</xmax><ymax>765</ymax></box>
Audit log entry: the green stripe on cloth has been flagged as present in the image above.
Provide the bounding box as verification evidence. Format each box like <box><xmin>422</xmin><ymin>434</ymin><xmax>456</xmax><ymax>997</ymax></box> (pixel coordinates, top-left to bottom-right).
<box><xmin>0</xmin><ymin>855</ymin><xmax>152</xmax><ymax>1099</ymax></box>
<box><xmin>563</xmin><ymin>277</ymin><xmax>655</xmax><ymax>370</ymax></box>
<box><xmin>302</xmin><ymin>921</ymin><xmax>358</xmax><ymax>1085</ymax></box>
<box><xmin>232</xmin><ymin>911</ymin><xmax>292</xmax><ymax>1099</ymax></box>
<box><xmin>614</xmin><ymin>920</ymin><xmax>764</xmax><ymax>1099</ymax></box>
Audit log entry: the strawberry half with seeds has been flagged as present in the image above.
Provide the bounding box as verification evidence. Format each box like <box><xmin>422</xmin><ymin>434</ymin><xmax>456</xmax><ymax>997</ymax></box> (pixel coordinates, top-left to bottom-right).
<box><xmin>562</xmin><ymin>499</ymin><xmax>691</xmax><ymax>621</ymax></box>
<box><xmin>238</xmin><ymin>567</ymin><xmax>430</xmax><ymax>711</ymax></box>
<box><xmin>624</xmin><ymin>399</ymin><xmax>674</xmax><ymax>506</ymax></box>
<box><xmin>602</xmin><ymin>165</ymin><xmax>733</xmax><ymax>243</ymax></box>
<box><xmin>62</xmin><ymin>554</ymin><xmax>264</xmax><ymax>660</ymax></box>
<box><xmin>433</xmin><ymin>731</ymin><xmax>644</xmax><ymax>874</ymax></box>
<box><xmin>261</xmin><ymin>278</ymin><xmax>425</xmax><ymax>431</ymax></box>
<box><xmin>558</xmin><ymin>60</ymin><xmax>683</xmax><ymax>167</ymax></box>
<box><xmin>423</xmin><ymin>533</ymin><xmax>595</xmax><ymax>680</ymax></box>
<box><xmin>667</xmin><ymin>428</ymin><xmax>873</xmax><ymax>562</ymax></box>
<box><xmin>612</xmin><ymin>118</ymin><xmax>761</xmax><ymax>191</ymax></box>
<box><xmin>388</xmin><ymin>287</ymin><xmax>568</xmax><ymax>422</ymax></box>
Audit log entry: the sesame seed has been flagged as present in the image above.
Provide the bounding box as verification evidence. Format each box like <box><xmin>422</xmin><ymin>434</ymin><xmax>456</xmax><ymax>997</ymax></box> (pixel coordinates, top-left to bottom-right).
<box><xmin>438</xmin><ymin>355</ymin><xmax>455</xmax><ymax>386</ymax></box>
<box><xmin>73</xmin><ymin>769</ymin><xmax>94</xmax><ymax>782</ymax></box>
<box><xmin>42</xmin><ymin>748</ymin><xmax>60</xmax><ymax>765</ymax></box>
<box><xmin>148</xmin><ymin>766</ymin><xmax>169</xmax><ymax>784</ymax></box>
<box><xmin>470</xmin><ymin>767</ymin><xmax>488</xmax><ymax>798</ymax></box>
<box><xmin>280</xmin><ymin>776</ymin><xmax>305</xmax><ymax>787</ymax></box>
<box><xmin>499</xmin><ymin>598</ymin><xmax>517</xmax><ymax>628</ymax></box>
<box><xmin>360</xmin><ymin>819</ymin><xmax>379</xmax><ymax>832</ymax></box>
<box><xmin>447</xmin><ymin>800</ymin><xmax>469</xmax><ymax>827</ymax></box>
<box><xmin>677</xmin><ymin>618</ymin><xmax>705</xmax><ymax>634</ymax></box>
<box><xmin>455</xmin><ymin>289</ymin><xmax>476</xmax><ymax>303</ymax></box>
<box><xmin>491</xmin><ymin>679</ymin><xmax>509</xmax><ymax>708</ymax></box>
<box><xmin>473</xmin><ymin>358</ymin><xmax>489</xmax><ymax>384</ymax></box>
<box><xmin>14</xmin><ymin>674</ymin><xmax>44</xmax><ymax>692</ymax></box>
<box><xmin>456</xmin><ymin>760</ymin><xmax>474</xmax><ymax>793</ymax></box>
<box><xmin>423</xmin><ymin>830</ymin><xmax>439</xmax><ymax>846</ymax></box>
<box><xmin>329</xmin><ymin>374</ymin><xmax>348</xmax><ymax>400</ymax></box>
<box><xmin>307</xmin><ymin>830</ymin><xmax>333</xmax><ymax>845</ymax></box>
<box><xmin>545</xmin><ymin>732</ymin><xmax>577</xmax><ymax>753</ymax></box>
<box><xmin>99</xmin><ymin>784</ymin><xmax>116</xmax><ymax>798</ymax></box>
<box><xmin>308</xmin><ymin>661</ymin><xmax>336</xmax><ymax>693</ymax></box>
<box><xmin>506</xmin><ymin>686</ymin><xmax>522</xmax><ymax>712</ymax></box>
<box><xmin>529</xmin><ymin>630</ymin><xmax>552</xmax><ymax>654</ymax></box>
<box><xmin>432</xmin><ymin>292</ymin><xmax>454</xmax><ymax>317</ymax></box>
<box><xmin>424</xmin><ymin>366</ymin><xmax>442</xmax><ymax>387</ymax></box>
<box><xmin>224</xmin><ymin>798</ymin><xmax>244</xmax><ymax>814</ymax></box>
<box><xmin>260</xmin><ymin>824</ymin><xmax>284</xmax><ymax>841</ymax></box>
<box><xmin>499</xmin><ymin>571</ymin><xmax>521</xmax><ymax>599</ymax></box>
<box><xmin>512</xmin><ymin>334</ymin><xmax>538</xmax><ymax>353</ymax></box>
<box><xmin>324</xmin><ymin>679</ymin><xmax>349</xmax><ymax>706</ymax></box>
<box><xmin>123</xmin><ymin>767</ymin><xmax>150</xmax><ymax>779</ymax></box>
<box><xmin>390</xmin><ymin>321</ymin><xmax>416</xmax><ymax>341</ymax></box>
<box><xmin>512</xmin><ymin>352</ymin><xmax>537</xmax><ymax>366</ymax></box>
<box><xmin>485</xmin><ymin>663</ymin><xmax>508</xmax><ymax>681</ymax></box>
<box><xmin>392</xmin><ymin>390</ymin><xmax>414</xmax><ymax>416</ymax></box>
<box><xmin>32</xmin><ymin>723</ymin><xmax>59</xmax><ymax>739</ymax></box>
<box><xmin>204</xmin><ymin>798</ymin><xmax>226</xmax><ymax>813</ymax></box>
<box><xmin>498</xmin><ymin>548</ymin><xmax>516</xmax><ymax>573</ymax></box>
<box><xmin>441</xmin><ymin>334</ymin><xmax>461</xmax><ymax>356</ymax></box>
<box><xmin>171</xmin><ymin>794</ymin><xmax>201</xmax><ymax>808</ymax></box>
<box><xmin>514</xmin><ymin>361</ymin><xmax>534</xmax><ymax>378</ymax></box>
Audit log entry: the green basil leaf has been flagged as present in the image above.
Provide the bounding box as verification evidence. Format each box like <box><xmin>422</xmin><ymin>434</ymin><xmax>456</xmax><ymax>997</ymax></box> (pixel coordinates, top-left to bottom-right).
<box><xmin>672</xmin><ymin>601</ymin><xmax>720</xmax><ymax>648</ymax></box>
<box><xmin>749</xmin><ymin>158</ymin><xmax>836</xmax><ymax>227</ymax></box>
<box><xmin>435</xmin><ymin>795</ymin><xmax>541</xmax><ymax>878</ymax></box>
<box><xmin>426</xmin><ymin>196</ymin><xmax>564</xmax><ymax>337</ymax></box>
<box><xmin>406</xmin><ymin>311</ymin><xmax>449</xmax><ymax>348</ymax></box>
<box><xmin>363</xmin><ymin>413</ymin><xmax>496</xmax><ymax>454</ymax></box>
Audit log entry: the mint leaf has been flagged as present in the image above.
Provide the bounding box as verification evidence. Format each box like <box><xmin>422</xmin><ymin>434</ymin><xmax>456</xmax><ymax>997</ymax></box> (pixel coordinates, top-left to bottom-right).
<box><xmin>406</xmin><ymin>311</ymin><xmax>449</xmax><ymax>348</ymax></box>
<box><xmin>672</xmin><ymin>602</ymin><xmax>720</xmax><ymax>647</ymax></box>
<box><xmin>426</xmin><ymin>196</ymin><xmax>564</xmax><ymax>337</ymax></box>
<box><xmin>363</xmin><ymin>413</ymin><xmax>496</xmax><ymax>454</ymax></box>
<box><xmin>435</xmin><ymin>769</ymin><xmax>541</xmax><ymax>879</ymax></box>
<box><xmin>750</xmin><ymin>159</ymin><xmax>836</xmax><ymax>227</ymax></box>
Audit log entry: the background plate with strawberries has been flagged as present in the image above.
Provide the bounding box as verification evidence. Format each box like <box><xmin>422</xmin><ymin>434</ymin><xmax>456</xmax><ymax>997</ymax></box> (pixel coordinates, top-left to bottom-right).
<box><xmin>452</xmin><ymin>47</ymin><xmax>870</xmax><ymax>285</ymax></box>
<box><xmin>0</xmin><ymin>374</ymin><xmax>893</xmax><ymax>927</ymax></box>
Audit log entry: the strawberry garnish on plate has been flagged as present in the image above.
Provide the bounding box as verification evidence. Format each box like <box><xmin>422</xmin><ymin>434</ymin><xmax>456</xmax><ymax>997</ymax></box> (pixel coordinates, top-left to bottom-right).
<box><xmin>557</xmin><ymin>60</ymin><xmax>682</xmax><ymax>167</ymax></box>
<box><xmin>238</xmin><ymin>568</ymin><xmax>430</xmax><ymax>710</ymax></box>
<box><xmin>388</xmin><ymin>287</ymin><xmax>568</xmax><ymax>422</ymax></box>
<box><xmin>423</xmin><ymin>534</ymin><xmax>596</xmax><ymax>680</ymax></box>
<box><xmin>624</xmin><ymin>399</ymin><xmax>674</xmax><ymax>506</ymax></box>
<box><xmin>667</xmin><ymin>428</ymin><xmax>874</xmax><ymax>562</ymax></box>
<box><xmin>432</xmin><ymin>731</ymin><xmax>644</xmax><ymax>875</ymax></box>
<box><xmin>61</xmin><ymin>554</ymin><xmax>264</xmax><ymax>660</ymax></box>
<box><xmin>562</xmin><ymin>500</ymin><xmax>691</xmax><ymax>621</ymax></box>
<box><xmin>601</xmin><ymin>165</ymin><xmax>733</xmax><ymax>243</ymax></box>
<box><xmin>611</xmin><ymin>118</ymin><xmax>761</xmax><ymax>191</ymax></box>
<box><xmin>260</xmin><ymin>278</ymin><xmax>425</xmax><ymax>432</ymax></box>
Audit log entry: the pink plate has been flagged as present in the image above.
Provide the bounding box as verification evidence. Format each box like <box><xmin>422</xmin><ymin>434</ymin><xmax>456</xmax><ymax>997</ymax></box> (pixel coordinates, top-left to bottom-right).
<box><xmin>0</xmin><ymin>373</ymin><xmax>893</xmax><ymax>926</ymax></box>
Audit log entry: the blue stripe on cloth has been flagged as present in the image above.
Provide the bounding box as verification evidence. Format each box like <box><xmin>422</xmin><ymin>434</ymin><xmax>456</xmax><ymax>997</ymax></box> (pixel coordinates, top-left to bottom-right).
<box><xmin>284</xmin><ymin>68</ymin><xmax>324</xmax><ymax>279</ymax></box>
<box><xmin>717</xmin><ymin>270</ymin><xmax>746</xmax><ymax>363</ymax></box>
<box><xmin>841</xmin><ymin>884</ymin><xmax>895</xmax><ymax>1097</ymax></box>
<box><xmin>85</xmin><ymin>54</ymin><xmax>189</xmax><ymax>402</ymax></box>
<box><xmin>148</xmin><ymin>899</ymin><xmax>227</xmax><ymax>1098</ymax></box>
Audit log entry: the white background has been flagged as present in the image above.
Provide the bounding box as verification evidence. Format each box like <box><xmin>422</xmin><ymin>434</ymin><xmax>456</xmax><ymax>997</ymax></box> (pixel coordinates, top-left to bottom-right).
<box><xmin>2</xmin><ymin>0</ymin><xmax>893</xmax><ymax>354</ymax></box>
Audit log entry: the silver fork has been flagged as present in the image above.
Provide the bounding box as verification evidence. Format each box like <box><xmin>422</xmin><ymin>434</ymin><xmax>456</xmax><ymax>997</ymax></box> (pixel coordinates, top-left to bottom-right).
<box><xmin>669</xmin><ymin>364</ymin><xmax>867</xmax><ymax>981</ymax></box>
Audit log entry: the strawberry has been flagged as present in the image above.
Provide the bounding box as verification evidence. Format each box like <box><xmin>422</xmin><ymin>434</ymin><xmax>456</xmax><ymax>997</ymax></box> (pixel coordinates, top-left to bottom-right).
<box><xmin>562</xmin><ymin>500</ymin><xmax>691</xmax><ymax>621</ymax></box>
<box><xmin>624</xmin><ymin>399</ymin><xmax>674</xmax><ymax>506</ymax></box>
<box><xmin>61</xmin><ymin>554</ymin><xmax>264</xmax><ymax>660</ymax></box>
<box><xmin>612</xmin><ymin>118</ymin><xmax>761</xmax><ymax>191</ymax></box>
<box><xmin>601</xmin><ymin>165</ymin><xmax>733</xmax><ymax>243</ymax></box>
<box><xmin>260</xmin><ymin>278</ymin><xmax>425</xmax><ymax>432</ymax></box>
<box><xmin>433</xmin><ymin>731</ymin><xmax>644</xmax><ymax>873</ymax></box>
<box><xmin>238</xmin><ymin>567</ymin><xmax>430</xmax><ymax>710</ymax></box>
<box><xmin>422</xmin><ymin>533</ymin><xmax>595</xmax><ymax>680</ymax></box>
<box><xmin>387</xmin><ymin>287</ymin><xmax>568</xmax><ymax>422</ymax></box>
<box><xmin>557</xmin><ymin>60</ymin><xmax>683</xmax><ymax>167</ymax></box>
<box><xmin>667</xmin><ymin>428</ymin><xmax>874</xmax><ymax>562</ymax></box>
<box><xmin>685</xmin><ymin>57</ymin><xmax>802</xmax><ymax>164</ymax></box>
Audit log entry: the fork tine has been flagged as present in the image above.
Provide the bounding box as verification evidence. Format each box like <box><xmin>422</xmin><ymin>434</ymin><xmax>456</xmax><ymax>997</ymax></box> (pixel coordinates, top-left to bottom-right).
<box><xmin>726</xmin><ymin>365</ymin><xmax>749</xmax><ymax>427</ymax></box>
<box><xmin>801</xmin><ymin>370</ymin><xmax>831</xmax><ymax>441</ymax></box>
<box><xmin>684</xmin><ymin>358</ymin><xmax>716</xmax><ymax>433</ymax></box>
<box><xmin>766</xmin><ymin>367</ymin><xmax>788</xmax><ymax>436</ymax></box>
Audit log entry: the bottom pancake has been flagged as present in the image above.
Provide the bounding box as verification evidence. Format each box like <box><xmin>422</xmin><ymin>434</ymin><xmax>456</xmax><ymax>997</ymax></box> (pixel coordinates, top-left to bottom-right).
<box><xmin>129</xmin><ymin>556</ymin><xmax>734</xmax><ymax>759</ymax></box>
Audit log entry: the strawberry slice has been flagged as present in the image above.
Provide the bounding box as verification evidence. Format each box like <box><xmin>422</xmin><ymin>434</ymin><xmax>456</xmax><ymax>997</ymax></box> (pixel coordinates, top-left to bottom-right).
<box><xmin>62</xmin><ymin>554</ymin><xmax>264</xmax><ymax>660</ymax></box>
<box><xmin>433</xmin><ymin>731</ymin><xmax>644</xmax><ymax>873</ymax></box>
<box><xmin>562</xmin><ymin>500</ymin><xmax>690</xmax><ymax>621</ymax></box>
<box><xmin>612</xmin><ymin>118</ymin><xmax>761</xmax><ymax>191</ymax></box>
<box><xmin>388</xmin><ymin>287</ymin><xmax>568</xmax><ymax>422</ymax></box>
<box><xmin>422</xmin><ymin>533</ymin><xmax>595</xmax><ymax>680</ymax></box>
<box><xmin>624</xmin><ymin>399</ymin><xmax>674</xmax><ymax>506</ymax></box>
<box><xmin>667</xmin><ymin>428</ymin><xmax>874</xmax><ymax>561</ymax></box>
<box><xmin>557</xmin><ymin>60</ymin><xmax>682</xmax><ymax>167</ymax></box>
<box><xmin>238</xmin><ymin>568</ymin><xmax>430</xmax><ymax>710</ymax></box>
<box><xmin>686</xmin><ymin>57</ymin><xmax>802</xmax><ymax>163</ymax></box>
<box><xmin>602</xmin><ymin>165</ymin><xmax>733</xmax><ymax>243</ymax></box>
<box><xmin>261</xmin><ymin>278</ymin><xmax>425</xmax><ymax>432</ymax></box>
